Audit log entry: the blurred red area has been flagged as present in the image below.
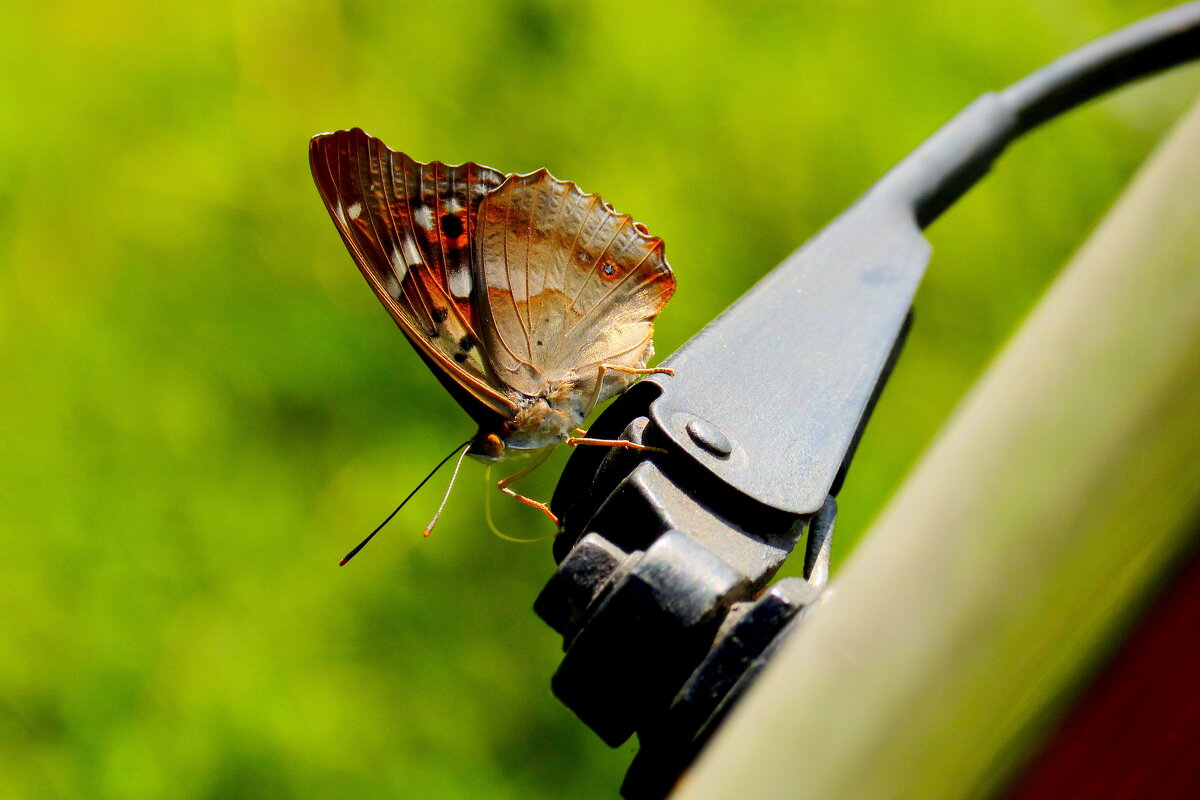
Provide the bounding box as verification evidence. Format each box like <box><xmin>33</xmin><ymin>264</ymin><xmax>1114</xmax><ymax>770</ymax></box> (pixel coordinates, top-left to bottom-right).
<box><xmin>1005</xmin><ymin>537</ymin><xmax>1200</xmax><ymax>800</ymax></box>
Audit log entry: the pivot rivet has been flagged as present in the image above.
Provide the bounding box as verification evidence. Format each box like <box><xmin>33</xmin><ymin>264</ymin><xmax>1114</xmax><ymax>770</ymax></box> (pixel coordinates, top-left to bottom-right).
<box><xmin>685</xmin><ymin>418</ymin><xmax>732</xmax><ymax>458</ymax></box>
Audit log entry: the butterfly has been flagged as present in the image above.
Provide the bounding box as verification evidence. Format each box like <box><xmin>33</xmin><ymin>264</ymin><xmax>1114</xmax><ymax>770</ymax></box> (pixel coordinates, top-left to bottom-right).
<box><xmin>309</xmin><ymin>129</ymin><xmax>675</xmax><ymax>548</ymax></box>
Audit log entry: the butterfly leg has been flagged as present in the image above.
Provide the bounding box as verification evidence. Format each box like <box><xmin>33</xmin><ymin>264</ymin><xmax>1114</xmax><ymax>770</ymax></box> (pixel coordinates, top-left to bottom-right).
<box><xmin>565</xmin><ymin>437</ymin><xmax>667</xmax><ymax>453</ymax></box>
<box><xmin>496</xmin><ymin>449</ymin><xmax>559</xmax><ymax>525</ymax></box>
<box><xmin>598</xmin><ymin>363</ymin><xmax>676</xmax><ymax>382</ymax></box>
<box><xmin>584</xmin><ymin>364</ymin><xmax>677</xmax><ymax>415</ymax></box>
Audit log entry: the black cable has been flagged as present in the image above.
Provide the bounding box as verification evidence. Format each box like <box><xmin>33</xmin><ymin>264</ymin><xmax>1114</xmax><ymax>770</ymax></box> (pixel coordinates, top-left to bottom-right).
<box><xmin>881</xmin><ymin>3</ymin><xmax>1200</xmax><ymax>227</ymax></box>
<box><xmin>1001</xmin><ymin>2</ymin><xmax>1200</xmax><ymax>137</ymax></box>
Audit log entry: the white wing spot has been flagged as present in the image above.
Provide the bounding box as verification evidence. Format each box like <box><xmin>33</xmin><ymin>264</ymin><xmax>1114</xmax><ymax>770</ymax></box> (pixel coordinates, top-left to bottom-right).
<box><xmin>402</xmin><ymin>237</ymin><xmax>422</xmax><ymax>267</ymax></box>
<box><xmin>335</xmin><ymin>203</ymin><xmax>347</xmax><ymax>224</ymax></box>
<box><xmin>444</xmin><ymin>197</ymin><xmax>463</xmax><ymax>213</ymax></box>
<box><xmin>449</xmin><ymin>265</ymin><xmax>472</xmax><ymax>298</ymax></box>
<box><xmin>347</xmin><ymin>201</ymin><xmax>362</xmax><ymax>220</ymax></box>
<box><xmin>414</xmin><ymin>204</ymin><xmax>434</xmax><ymax>230</ymax></box>
<box><xmin>389</xmin><ymin>246</ymin><xmax>409</xmax><ymax>281</ymax></box>
<box><xmin>384</xmin><ymin>274</ymin><xmax>401</xmax><ymax>298</ymax></box>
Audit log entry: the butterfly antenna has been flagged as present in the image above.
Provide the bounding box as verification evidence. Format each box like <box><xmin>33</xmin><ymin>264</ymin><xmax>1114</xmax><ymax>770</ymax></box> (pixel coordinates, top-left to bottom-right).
<box><xmin>420</xmin><ymin>441</ymin><xmax>472</xmax><ymax>538</ymax></box>
<box><xmin>338</xmin><ymin>438</ymin><xmax>472</xmax><ymax>566</ymax></box>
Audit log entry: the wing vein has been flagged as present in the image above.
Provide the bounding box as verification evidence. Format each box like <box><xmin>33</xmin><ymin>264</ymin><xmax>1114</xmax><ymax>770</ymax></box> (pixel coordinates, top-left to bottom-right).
<box><xmin>377</xmin><ymin>143</ymin><xmax>429</xmax><ymax>332</ymax></box>
<box><xmin>502</xmin><ymin>190</ymin><xmax>534</xmax><ymax>365</ymax></box>
<box><xmin>546</xmin><ymin>181</ymin><xmax>571</xmax><ymax>369</ymax></box>
<box><xmin>523</xmin><ymin>182</ymin><xmax>532</xmax><ymax>356</ymax></box>
<box><xmin>555</xmin><ymin>242</ymin><xmax>657</xmax><ymax>353</ymax></box>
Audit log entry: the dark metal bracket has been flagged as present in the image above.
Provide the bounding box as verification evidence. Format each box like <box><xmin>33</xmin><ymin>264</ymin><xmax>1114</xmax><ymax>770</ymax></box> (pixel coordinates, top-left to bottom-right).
<box><xmin>531</xmin><ymin>6</ymin><xmax>1200</xmax><ymax>798</ymax></box>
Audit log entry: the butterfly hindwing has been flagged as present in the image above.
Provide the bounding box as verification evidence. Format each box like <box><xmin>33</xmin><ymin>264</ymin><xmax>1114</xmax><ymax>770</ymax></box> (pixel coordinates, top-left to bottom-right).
<box><xmin>309</xmin><ymin>129</ymin><xmax>516</xmax><ymax>422</ymax></box>
<box><xmin>474</xmin><ymin>171</ymin><xmax>675</xmax><ymax>405</ymax></box>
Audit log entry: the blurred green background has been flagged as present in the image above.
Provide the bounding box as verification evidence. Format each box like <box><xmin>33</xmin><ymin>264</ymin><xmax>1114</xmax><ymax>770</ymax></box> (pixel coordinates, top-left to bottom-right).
<box><xmin>1</xmin><ymin>1</ymin><xmax>1196</xmax><ymax>798</ymax></box>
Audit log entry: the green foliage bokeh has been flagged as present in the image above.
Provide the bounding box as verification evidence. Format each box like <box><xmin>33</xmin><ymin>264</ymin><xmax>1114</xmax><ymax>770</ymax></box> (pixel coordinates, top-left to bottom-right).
<box><xmin>0</xmin><ymin>1</ymin><xmax>1195</xmax><ymax>798</ymax></box>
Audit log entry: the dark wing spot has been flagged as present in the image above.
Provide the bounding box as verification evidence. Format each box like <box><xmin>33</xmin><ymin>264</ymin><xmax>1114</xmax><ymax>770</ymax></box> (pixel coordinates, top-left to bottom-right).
<box><xmin>441</xmin><ymin>214</ymin><xmax>464</xmax><ymax>239</ymax></box>
<box><xmin>453</xmin><ymin>352</ymin><xmax>469</xmax><ymax>363</ymax></box>
<box><xmin>457</xmin><ymin>335</ymin><xmax>475</xmax><ymax>352</ymax></box>
<box><xmin>603</xmin><ymin>263</ymin><xmax>616</xmax><ymax>276</ymax></box>
<box><xmin>536</xmin><ymin>340</ymin><xmax>543</xmax><ymax>346</ymax></box>
<box><xmin>432</xmin><ymin>308</ymin><xmax>449</xmax><ymax>324</ymax></box>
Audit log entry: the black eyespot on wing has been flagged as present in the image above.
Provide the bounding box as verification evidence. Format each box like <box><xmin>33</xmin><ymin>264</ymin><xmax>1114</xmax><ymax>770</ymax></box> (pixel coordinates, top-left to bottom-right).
<box><xmin>457</xmin><ymin>335</ymin><xmax>475</xmax><ymax>352</ymax></box>
<box><xmin>431</xmin><ymin>308</ymin><xmax>449</xmax><ymax>324</ymax></box>
<box><xmin>441</xmin><ymin>214</ymin><xmax>464</xmax><ymax>239</ymax></box>
<box><xmin>453</xmin><ymin>352</ymin><xmax>469</xmax><ymax>363</ymax></box>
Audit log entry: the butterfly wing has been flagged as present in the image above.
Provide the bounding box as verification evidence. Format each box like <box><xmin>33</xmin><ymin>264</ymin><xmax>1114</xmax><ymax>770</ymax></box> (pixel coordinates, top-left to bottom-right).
<box><xmin>309</xmin><ymin>129</ymin><xmax>518</xmax><ymax>424</ymax></box>
<box><xmin>473</xmin><ymin>171</ymin><xmax>675</xmax><ymax>407</ymax></box>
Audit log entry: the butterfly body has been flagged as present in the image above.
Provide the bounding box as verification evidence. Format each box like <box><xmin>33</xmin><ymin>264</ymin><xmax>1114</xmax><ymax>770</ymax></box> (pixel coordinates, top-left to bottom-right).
<box><xmin>498</xmin><ymin>382</ymin><xmax>584</xmax><ymax>451</ymax></box>
<box><xmin>309</xmin><ymin>129</ymin><xmax>674</xmax><ymax>469</ymax></box>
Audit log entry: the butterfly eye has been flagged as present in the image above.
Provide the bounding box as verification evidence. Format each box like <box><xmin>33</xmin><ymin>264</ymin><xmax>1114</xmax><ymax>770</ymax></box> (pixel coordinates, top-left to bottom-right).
<box><xmin>483</xmin><ymin>433</ymin><xmax>504</xmax><ymax>458</ymax></box>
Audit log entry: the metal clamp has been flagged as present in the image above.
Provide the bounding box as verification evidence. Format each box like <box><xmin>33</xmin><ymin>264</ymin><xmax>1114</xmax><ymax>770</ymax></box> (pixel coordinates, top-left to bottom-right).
<box><xmin>538</xmin><ymin>386</ymin><xmax>840</xmax><ymax>797</ymax></box>
<box><xmin>532</xmin><ymin>6</ymin><xmax>1200</xmax><ymax>798</ymax></box>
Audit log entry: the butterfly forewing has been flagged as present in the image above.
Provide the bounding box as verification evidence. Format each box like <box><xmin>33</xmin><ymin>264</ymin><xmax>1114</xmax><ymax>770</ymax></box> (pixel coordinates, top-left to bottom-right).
<box><xmin>309</xmin><ymin>129</ymin><xmax>516</xmax><ymax>422</ymax></box>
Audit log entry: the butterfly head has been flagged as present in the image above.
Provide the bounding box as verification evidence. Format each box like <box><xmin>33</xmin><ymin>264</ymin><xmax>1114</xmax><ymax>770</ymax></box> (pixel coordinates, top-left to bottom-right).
<box><xmin>468</xmin><ymin>430</ymin><xmax>507</xmax><ymax>462</ymax></box>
